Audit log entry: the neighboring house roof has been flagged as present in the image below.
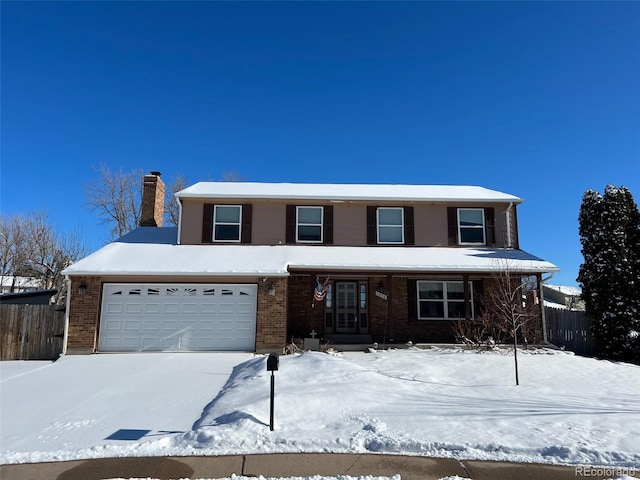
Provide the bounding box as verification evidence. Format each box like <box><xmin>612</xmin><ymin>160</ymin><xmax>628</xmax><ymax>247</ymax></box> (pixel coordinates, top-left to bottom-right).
<box><xmin>176</xmin><ymin>182</ymin><xmax>523</xmax><ymax>204</ymax></box>
<box><xmin>0</xmin><ymin>289</ymin><xmax>57</xmax><ymax>304</ymax></box>
<box><xmin>63</xmin><ymin>227</ymin><xmax>558</xmax><ymax>277</ymax></box>
<box><xmin>543</xmin><ymin>284</ymin><xmax>584</xmax><ymax>311</ymax></box>
<box><xmin>544</xmin><ymin>284</ymin><xmax>582</xmax><ymax>297</ymax></box>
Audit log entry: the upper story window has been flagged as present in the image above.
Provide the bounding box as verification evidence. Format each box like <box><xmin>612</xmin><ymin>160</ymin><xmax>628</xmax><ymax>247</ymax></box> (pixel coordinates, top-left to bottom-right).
<box><xmin>286</xmin><ymin>205</ymin><xmax>333</xmax><ymax>245</ymax></box>
<box><xmin>297</xmin><ymin>206</ymin><xmax>323</xmax><ymax>243</ymax></box>
<box><xmin>457</xmin><ymin>208</ymin><xmax>486</xmax><ymax>245</ymax></box>
<box><xmin>417</xmin><ymin>280</ymin><xmax>473</xmax><ymax>320</ymax></box>
<box><xmin>367</xmin><ymin>206</ymin><xmax>414</xmax><ymax>245</ymax></box>
<box><xmin>214</xmin><ymin>205</ymin><xmax>242</xmax><ymax>242</ymax></box>
<box><xmin>377</xmin><ymin>207</ymin><xmax>404</xmax><ymax>244</ymax></box>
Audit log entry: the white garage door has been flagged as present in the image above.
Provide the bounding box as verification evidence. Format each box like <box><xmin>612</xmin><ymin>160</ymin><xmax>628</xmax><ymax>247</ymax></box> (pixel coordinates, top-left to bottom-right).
<box><xmin>98</xmin><ymin>283</ymin><xmax>257</xmax><ymax>352</ymax></box>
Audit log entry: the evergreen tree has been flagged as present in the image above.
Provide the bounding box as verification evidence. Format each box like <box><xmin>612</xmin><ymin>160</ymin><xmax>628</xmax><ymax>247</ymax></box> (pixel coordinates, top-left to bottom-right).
<box><xmin>577</xmin><ymin>185</ymin><xmax>640</xmax><ymax>363</ymax></box>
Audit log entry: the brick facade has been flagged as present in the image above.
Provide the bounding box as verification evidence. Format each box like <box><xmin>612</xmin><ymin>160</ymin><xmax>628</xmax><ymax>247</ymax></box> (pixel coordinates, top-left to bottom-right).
<box><xmin>67</xmin><ymin>276</ymin><xmax>102</xmax><ymax>353</ymax></box>
<box><xmin>287</xmin><ymin>275</ymin><xmax>325</xmax><ymax>340</ymax></box>
<box><xmin>255</xmin><ymin>277</ymin><xmax>288</xmax><ymax>352</ymax></box>
<box><xmin>285</xmin><ymin>274</ymin><xmax>462</xmax><ymax>344</ymax></box>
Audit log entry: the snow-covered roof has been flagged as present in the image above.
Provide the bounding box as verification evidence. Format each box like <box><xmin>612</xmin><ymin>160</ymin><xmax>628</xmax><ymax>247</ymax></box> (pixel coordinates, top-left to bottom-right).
<box><xmin>63</xmin><ymin>228</ymin><xmax>558</xmax><ymax>277</ymax></box>
<box><xmin>543</xmin><ymin>284</ymin><xmax>582</xmax><ymax>296</ymax></box>
<box><xmin>1</xmin><ymin>276</ymin><xmax>40</xmax><ymax>288</ymax></box>
<box><xmin>177</xmin><ymin>182</ymin><xmax>523</xmax><ymax>204</ymax></box>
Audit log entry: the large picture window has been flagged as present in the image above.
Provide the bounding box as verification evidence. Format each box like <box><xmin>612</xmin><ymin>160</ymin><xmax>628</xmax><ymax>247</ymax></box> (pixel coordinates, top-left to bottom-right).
<box><xmin>377</xmin><ymin>207</ymin><xmax>404</xmax><ymax>244</ymax></box>
<box><xmin>457</xmin><ymin>208</ymin><xmax>486</xmax><ymax>245</ymax></box>
<box><xmin>297</xmin><ymin>206</ymin><xmax>323</xmax><ymax>243</ymax></box>
<box><xmin>214</xmin><ymin>205</ymin><xmax>242</xmax><ymax>242</ymax></box>
<box><xmin>417</xmin><ymin>281</ymin><xmax>473</xmax><ymax>320</ymax></box>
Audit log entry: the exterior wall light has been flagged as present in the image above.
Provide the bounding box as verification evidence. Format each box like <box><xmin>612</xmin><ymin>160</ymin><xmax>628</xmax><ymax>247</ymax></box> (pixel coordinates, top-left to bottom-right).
<box><xmin>78</xmin><ymin>283</ymin><xmax>87</xmax><ymax>295</ymax></box>
<box><xmin>268</xmin><ymin>283</ymin><xmax>276</xmax><ymax>296</ymax></box>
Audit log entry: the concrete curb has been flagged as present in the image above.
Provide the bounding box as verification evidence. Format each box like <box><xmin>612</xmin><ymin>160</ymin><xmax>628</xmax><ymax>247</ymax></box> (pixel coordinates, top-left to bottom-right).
<box><xmin>0</xmin><ymin>453</ymin><xmax>623</xmax><ymax>480</ymax></box>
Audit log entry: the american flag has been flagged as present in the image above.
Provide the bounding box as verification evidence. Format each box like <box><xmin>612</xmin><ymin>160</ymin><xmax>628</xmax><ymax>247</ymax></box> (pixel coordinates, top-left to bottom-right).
<box><xmin>313</xmin><ymin>277</ymin><xmax>330</xmax><ymax>303</ymax></box>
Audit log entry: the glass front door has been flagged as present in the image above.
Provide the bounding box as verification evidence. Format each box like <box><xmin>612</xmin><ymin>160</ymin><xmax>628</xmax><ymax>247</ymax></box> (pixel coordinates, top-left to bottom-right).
<box><xmin>335</xmin><ymin>281</ymin><xmax>358</xmax><ymax>333</ymax></box>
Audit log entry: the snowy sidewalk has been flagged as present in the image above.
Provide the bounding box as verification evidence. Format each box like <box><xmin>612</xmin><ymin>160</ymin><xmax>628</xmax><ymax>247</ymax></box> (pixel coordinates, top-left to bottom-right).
<box><xmin>0</xmin><ymin>452</ymin><xmax>610</xmax><ymax>480</ymax></box>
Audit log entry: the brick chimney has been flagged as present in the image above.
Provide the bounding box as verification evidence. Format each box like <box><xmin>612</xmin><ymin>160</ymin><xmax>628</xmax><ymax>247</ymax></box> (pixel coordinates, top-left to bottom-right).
<box><xmin>140</xmin><ymin>171</ymin><xmax>165</xmax><ymax>227</ymax></box>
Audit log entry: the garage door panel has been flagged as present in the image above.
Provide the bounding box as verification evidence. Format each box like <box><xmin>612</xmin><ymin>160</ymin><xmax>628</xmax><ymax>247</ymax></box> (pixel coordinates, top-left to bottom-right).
<box><xmin>99</xmin><ymin>283</ymin><xmax>257</xmax><ymax>352</ymax></box>
<box><xmin>235</xmin><ymin>321</ymin><xmax>254</xmax><ymax>331</ymax></box>
<box><xmin>143</xmin><ymin>320</ymin><xmax>159</xmax><ymax>331</ymax></box>
<box><xmin>182</xmin><ymin>304</ymin><xmax>199</xmax><ymax>315</ymax></box>
<box><xmin>201</xmin><ymin>304</ymin><xmax>217</xmax><ymax>314</ymax></box>
<box><xmin>163</xmin><ymin>303</ymin><xmax>180</xmax><ymax>314</ymax></box>
<box><xmin>124</xmin><ymin>320</ymin><xmax>141</xmax><ymax>330</ymax></box>
<box><xmin>144</xmin><ymin>303</ymin><xmax>162</xmax><ymax>314</ymax></box>
<box><xmin>105</xmin><ymin>303</ymin><xmax>123</xmax><ymax>314</ymax></box>
<box><xmin>124</xmin><ymin>303</ymin><xmax>142</xmax><ymax>314</ymax></box>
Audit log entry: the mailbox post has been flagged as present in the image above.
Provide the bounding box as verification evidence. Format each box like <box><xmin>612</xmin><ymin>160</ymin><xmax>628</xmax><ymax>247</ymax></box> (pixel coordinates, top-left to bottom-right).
<box><xmin>266</xmin><ymin>353</ymin><xmax>279</xmax><ymax>431</ymax></box>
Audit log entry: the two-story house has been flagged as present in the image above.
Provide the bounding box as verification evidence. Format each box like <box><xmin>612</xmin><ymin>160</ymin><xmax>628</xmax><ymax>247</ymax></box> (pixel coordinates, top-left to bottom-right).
<box><xmin>63</xmin><ymin>173</ymin><xmax>558</xmax><ymax>354</ymax></box>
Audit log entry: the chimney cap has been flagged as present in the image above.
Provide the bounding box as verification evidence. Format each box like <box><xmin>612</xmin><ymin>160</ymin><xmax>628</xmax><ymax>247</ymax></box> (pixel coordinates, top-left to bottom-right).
<box><xmin>149</xmin><ymin>171</ymin><xmax>162</xmax><ymax>177</ymax></box>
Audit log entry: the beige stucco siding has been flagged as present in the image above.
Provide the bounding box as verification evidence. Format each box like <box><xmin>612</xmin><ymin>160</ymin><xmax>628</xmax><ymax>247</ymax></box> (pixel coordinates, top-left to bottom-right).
<box><xmin>252</xmin><ymin>203</ymin><xmax>286</xmax><ymax>245</ymax></box>
<box><xmin>414</xmin><ymin>205</ymin><xmax>449</xmax><ymax>246</ymax></box>
<box><xmin>178</xmin><ymin>198</ymin><xmax>519</xmax><ymax>248</ymax></box>
<box><xmin>179</xmin><ymin>198</ymin><xmax>204</xmax><ymax>245</ymax></box>
<box><xmin>333</xmin><ymin>204</ymin><xmax>367</xmax><ymax>245</ymax></box>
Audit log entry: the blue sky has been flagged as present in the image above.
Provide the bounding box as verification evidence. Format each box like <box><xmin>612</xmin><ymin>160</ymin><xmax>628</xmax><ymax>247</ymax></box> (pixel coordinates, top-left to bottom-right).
<box><xmin>2</xmin><ymin>1</ymin><xmax>639</xmax><ymax>287</ymax></box>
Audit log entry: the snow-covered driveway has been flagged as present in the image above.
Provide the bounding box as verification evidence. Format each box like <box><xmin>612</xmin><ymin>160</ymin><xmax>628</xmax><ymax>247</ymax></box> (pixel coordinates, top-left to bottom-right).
<box><xmin>0</xmin><ymin>353</ymin><xmax>254</xmax><ymax>463</ymax></box>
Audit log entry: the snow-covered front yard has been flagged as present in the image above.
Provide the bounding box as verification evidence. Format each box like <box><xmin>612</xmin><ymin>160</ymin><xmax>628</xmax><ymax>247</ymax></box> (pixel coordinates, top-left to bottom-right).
<box><xmin>1</xmin><ymin>348</ymin><xmax>639</xmax><ymax>468</ymax></box>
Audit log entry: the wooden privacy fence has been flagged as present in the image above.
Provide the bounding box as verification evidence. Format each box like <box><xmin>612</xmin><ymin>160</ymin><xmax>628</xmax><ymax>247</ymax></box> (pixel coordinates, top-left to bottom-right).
<box><xmin>545</xmin><ymin>306</ymin><xmax>597</xmax><ymax>357</ymax></box>
<box><xmin>0</xmin><ymin>305</ymin><xmax>65</xmax><ymax>360</ymax></box>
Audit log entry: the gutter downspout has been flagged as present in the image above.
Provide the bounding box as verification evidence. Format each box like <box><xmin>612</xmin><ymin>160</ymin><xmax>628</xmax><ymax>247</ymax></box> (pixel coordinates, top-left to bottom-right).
<box><xmin>540</xmin><ymin>272</ymin><xmax>555</xmax><ymax>345</ymax></box>
<box><xmin>176</xmin><ymin>195</ymin><xmax>183</xmax><ymax>245</ymax></box>
<box><xmin>505</xmin><ymin>202</ymin><xmax>514</xmax><ymax>248</ymax></box>
<box><xmin>62</xmin><ymin>275</ymin><xmax>71</xmax><ymax>356</ymax></box>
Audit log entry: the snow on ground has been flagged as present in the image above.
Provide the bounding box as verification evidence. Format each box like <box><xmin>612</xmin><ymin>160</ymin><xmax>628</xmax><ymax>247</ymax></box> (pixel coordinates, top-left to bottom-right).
<box><xmin>1</xmin><ymin>348</ymin><xmax>639</xmax><ymax>468</ymax></box>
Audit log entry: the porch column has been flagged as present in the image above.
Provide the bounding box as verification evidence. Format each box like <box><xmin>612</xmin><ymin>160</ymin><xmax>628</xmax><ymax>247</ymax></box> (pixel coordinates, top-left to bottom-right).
<box><xmin>463</xmin><ymin>274</ymin><xmax>470</xmax><ymax>321</ymax></box>
<box><xmin>537</xmin><ymin>273</ymin><xmax>548</xmax><ymax>344</ymax></box>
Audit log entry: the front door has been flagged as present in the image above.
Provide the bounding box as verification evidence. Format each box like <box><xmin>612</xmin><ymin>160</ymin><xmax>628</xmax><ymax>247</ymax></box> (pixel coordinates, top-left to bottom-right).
<box><xmin>335</xmin><ymin>281</ymin><xmax>358</xmax><ymax>333</ymax></box>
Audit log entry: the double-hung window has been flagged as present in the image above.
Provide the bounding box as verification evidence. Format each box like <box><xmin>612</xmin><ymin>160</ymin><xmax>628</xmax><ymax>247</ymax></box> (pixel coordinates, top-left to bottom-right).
<box><xmin>297</xmin><ymin>206</ymin><xmax>323</xmax><ymax>243</ymax></box>
<box><xmin>417</xmin><ymin>281</ymin><xmax>473</xmax><ymax>320</ymax></box>
<box><xmin>377</xmin><ymin>207</ymin><xmax>404</xmax><ymax>244</ymax></box>
<box><xmin>457</xmin><ymin>208</ymin><xmax>485</xmax><ymax>245</ymax></box>
<box><xmin>213</xmin><ymin>205</ymin><xmax>242</xmax><ymax>242</ymax></box>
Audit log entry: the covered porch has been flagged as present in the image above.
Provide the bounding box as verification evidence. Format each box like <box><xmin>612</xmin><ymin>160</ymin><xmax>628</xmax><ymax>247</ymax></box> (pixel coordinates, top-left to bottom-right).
<box><xmin>286</xmin><ymin>272</ymin><xmax>509</xmax><ymax>347</ymax></box>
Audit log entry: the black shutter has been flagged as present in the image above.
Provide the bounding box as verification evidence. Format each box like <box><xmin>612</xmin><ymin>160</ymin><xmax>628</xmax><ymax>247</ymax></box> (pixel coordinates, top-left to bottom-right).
<box><xmin>323</xmin><ymin>205</ymin><xmax>333</xmax><ymax>244</ymax></box>
<box><xmin>286</xmin><ymin>205</ymin><xmax>295</xmax><ymax>244</ymax></box>
<box><xmin>404</xmin><ymin>206</ymin><xmax>414</xmax><ymax>245</ymax></box>
<box><xmin>367</xmin><ymin>206</ymin><xmax>377</xmax><ymax>245</ymax></box>
<box><xmin>447</xmin><ymin>207</ymin><xmax>458</xmax><ymax>245</ymax></box>
<box><xmin>484</xmin><ymin>207</ymin><xmax>495</xmax><ymax>246</ymax></box>
<box><xmin>407</xmin><ymin>279</ymin><xmax>418</xmax><ymax>322</ymax></box>
<box><xmin>202</xmin><ymin>203</ymin><xmax>214</xmax><ymax>243</ymax></box>
<box><xmin>241</xmin><ymin>204</ymin><xmax>252</xmax><ymax>244</ymax></box>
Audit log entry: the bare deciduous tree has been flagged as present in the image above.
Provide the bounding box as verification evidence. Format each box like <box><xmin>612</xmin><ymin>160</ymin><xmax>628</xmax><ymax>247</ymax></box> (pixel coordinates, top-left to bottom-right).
<box><xmin>220</xmin><ymin>171</ymin><xmax>245</xmax><ymax>182</ymax></box>
<box><xmin>85</xmin><ymin>166</ymin><xmax>245</xmax><ymax>234</ymax></box>
<box><xmin>84</xmin><ymin>164</ymin><xmax>144</xmax><ymax>240</ymax></box>
<box><xmin>166</xmin><ymin>174</ymin><xmax>188</xmax><ymax>227</ymax></box>
<box><xmin>483</xmin><ymin>258</ymin><xmax>542</xmax><ymax>386</ymax></box>
<box><xmin>0</xmin><ymin>211</ymin><xmax>88</xmax><ymax>304</ymax></box>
